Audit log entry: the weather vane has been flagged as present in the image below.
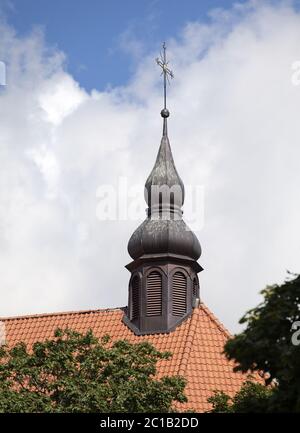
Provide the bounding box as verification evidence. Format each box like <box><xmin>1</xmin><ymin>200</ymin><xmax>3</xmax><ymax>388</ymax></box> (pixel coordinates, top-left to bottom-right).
<box><xmin>156</xmin><ymin>42</ymin><xmax>174</xmax><ymax>114</ymax></box>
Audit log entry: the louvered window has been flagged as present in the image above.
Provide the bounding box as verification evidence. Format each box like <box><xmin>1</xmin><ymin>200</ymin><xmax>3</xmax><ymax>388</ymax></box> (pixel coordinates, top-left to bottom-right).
<box><xmin>172</xmin><ymin>271</ymin><xmax>187</xmax><ymax>316</ymax></box>
<box><xmin>131</xmin><ymin>276</ymin><xmax>140</xmax><ymax>320</ymax></box>
<box><xmin>146</xmin><ymin>271</ymin><xmax>162</xmax><ymax>316</ymax></box>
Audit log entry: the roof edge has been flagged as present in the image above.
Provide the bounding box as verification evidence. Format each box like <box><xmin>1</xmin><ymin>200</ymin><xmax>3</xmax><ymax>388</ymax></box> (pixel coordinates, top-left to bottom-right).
<box><xmin>199</xmin><ymin>302</ymin><xmax>232</xmax><ymax>339</ymax></box>
<box><xmin>0</xmin><ymin>303</ymin><xmax>233</xmax><ymax>341</ymax></box>
<box><xmin>0</xmin><ymin>307</ymin><xmax>126</xmax><ymax>322</ymax></box>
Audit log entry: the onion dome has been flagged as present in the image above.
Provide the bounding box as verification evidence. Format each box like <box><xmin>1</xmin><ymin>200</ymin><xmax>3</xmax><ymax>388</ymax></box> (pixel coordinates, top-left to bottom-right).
<box><xmin>128</xmin><ymin>218</ymin><xmax>201</xmax><ymax>260</ymax></box>
<box><xmin>128</xmin><ymin>111</ymin><xmax>201</xmax><ymax>261</ymax></box>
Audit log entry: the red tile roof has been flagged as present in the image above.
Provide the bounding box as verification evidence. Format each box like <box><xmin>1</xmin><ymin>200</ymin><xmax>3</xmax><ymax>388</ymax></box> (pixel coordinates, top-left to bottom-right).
<box><xmin>0</xmin><ymin>303</ymin><xmax>251</xmax><ymax>412</ymax></box>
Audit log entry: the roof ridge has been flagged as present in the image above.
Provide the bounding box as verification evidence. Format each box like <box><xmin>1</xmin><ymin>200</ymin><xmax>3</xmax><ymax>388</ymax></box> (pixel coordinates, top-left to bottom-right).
<box><xmin>0</xmin><ymin>307</ymin><xmax>125</xmax><ymax>322</ymax></box>
<box><xmin>177</xmin><ymin>307</ymin><xmax>198</xmax><ymax>377</ymax></box>
<box><xmin>200</xmin><ymin>302</ymin><xmax>232</xmax><ymax>338</ymax></box>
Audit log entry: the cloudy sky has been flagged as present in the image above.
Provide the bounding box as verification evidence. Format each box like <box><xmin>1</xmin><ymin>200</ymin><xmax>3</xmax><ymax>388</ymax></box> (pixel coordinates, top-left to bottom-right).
<box><xmin>0</xmin><ymin>0</ymin><xmax>300</xmax><ymax>332</ymax></box>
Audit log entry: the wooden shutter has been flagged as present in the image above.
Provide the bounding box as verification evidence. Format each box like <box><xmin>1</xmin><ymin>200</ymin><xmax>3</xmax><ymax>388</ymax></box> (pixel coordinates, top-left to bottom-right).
<box><xmin>172</xmin><ymin>272</ymin><xmax>187</xmax><ymax>316</ymax></box>
<box><xmin>131</xmin><ymin>276</ymin><xmax>140</xmax><ymax>320</ymax></box>
<box><xmin>146</xmin><ymin>271</ymin><xmax>162</xmax><ymax>316</ymax></box>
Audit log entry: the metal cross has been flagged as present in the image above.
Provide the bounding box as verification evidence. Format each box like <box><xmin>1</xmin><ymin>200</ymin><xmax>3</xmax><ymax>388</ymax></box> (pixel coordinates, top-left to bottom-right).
<box><xmin>156</xmin><ymin>42</ymin><xmax>174</xmax><ymax>110</ymax></box>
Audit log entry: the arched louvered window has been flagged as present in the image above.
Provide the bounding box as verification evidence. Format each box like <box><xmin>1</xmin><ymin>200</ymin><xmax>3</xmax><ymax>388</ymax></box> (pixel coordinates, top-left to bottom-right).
<box><xmin>146</xmin><ymin>271</ymin><xmax>162</xmax><ymax>316</ymax></box>
<box><xmin>131</xmin><ymin>275</ymin><xmax>140</xmax><ymax>320</ymax></box>
<box><xmin>193</xmin><ymin>277</ymin><xmax>198</xmax><ymax>298</ymax></box>
<box><xmin>172</xmin><ymin>271</ymin><xmax>187</xmax><ymax>316</ymax></box>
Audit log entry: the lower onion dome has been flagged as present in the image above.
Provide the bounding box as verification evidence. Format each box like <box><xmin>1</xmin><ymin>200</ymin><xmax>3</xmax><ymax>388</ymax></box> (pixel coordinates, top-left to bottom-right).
<box><xmin>128</xmin><ymin>218</ymin><xmax>201</xmax><ymax>261</ymax></box>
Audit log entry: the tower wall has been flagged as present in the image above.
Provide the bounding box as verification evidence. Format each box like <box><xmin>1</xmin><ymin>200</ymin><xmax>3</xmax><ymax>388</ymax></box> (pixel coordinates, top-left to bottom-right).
<box><xmin>123</xmin><ymin>256</ymin><xmax>201</xmax><ymax>335</ymax></box>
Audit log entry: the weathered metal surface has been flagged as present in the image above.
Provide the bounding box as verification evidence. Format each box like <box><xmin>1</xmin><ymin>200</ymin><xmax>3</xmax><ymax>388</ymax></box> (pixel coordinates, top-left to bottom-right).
<box><xmin>128</xmin><ymin>219</ymin><xmax>201</xmax><ymax>261</ymax></box>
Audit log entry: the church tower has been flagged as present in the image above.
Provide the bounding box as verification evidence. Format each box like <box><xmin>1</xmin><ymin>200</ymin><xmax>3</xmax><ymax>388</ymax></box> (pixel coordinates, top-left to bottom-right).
<box><xmin>123</xmin><ymin>44</ymin><xmax>202</xmax><ymax>335</ymax></box>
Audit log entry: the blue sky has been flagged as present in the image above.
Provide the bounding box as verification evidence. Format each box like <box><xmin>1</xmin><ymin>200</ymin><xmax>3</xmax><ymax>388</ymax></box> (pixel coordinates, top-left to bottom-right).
<box><xmin>2</xmin><ymin>0</ymin><xmax>249</xmax><ymax>91</ymax></box>
<box><xmin>1</xmin><ymin>0</ymin><xmax>300</xmax><ymax>331</ymax></box>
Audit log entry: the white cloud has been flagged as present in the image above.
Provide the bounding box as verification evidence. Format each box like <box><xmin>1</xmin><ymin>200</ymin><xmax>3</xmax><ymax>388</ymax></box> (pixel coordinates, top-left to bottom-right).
<box><xmin>38</xmin><ymin>73</ymin><xmax>87</xmax><ymax>125</ymax></box>
<box><xmin>0</xmin><ymin>1</ymin><xmax>300</xmax><ymax>332</ymax></box>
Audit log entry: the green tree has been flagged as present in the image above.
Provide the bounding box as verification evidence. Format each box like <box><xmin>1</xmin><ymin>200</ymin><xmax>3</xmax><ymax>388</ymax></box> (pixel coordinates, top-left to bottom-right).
<box><xmin>208</xmin><ymin>380</ymin><xmax>273</xmax><ymax>413</ymax></box>
<box><xmin>0</xmin><ymin>329</ymin><xmax>187</xmax><ymax>413</ymax></box>
<box><xmin>210</xmin><ymin>273</ymin><xmax>300</xmax><ymax>412</ymax></box>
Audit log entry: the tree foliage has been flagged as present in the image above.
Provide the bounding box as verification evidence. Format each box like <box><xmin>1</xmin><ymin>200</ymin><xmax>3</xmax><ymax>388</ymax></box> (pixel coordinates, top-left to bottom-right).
<box><xmin>210</xmin><ymin>273</ymin><xmax>300</xmax><ymax>412</ymax></box>
<box><xmin>208</xmin><ymin>380</ymin><xmax>273</xmax><ymax>413</ymax></box>
<box><xmin>0</xmin><ymin>329</ymin><xmax>187</xmax><ymax>413</ymax></box>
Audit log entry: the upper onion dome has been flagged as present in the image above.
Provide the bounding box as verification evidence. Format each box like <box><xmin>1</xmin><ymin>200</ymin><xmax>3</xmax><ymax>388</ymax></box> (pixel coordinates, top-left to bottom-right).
<box><xmin>144</xmin><ymin>120</ymin><xmax>185</xmax><ymax>210</ymax></box>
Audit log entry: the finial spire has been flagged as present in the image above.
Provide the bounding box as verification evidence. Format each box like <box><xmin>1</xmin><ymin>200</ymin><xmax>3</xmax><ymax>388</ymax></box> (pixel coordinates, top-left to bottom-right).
<box><xmin>156</xmin><ymin>42</ymin><xmax>174</xmax><ymax>135</ymax></box>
